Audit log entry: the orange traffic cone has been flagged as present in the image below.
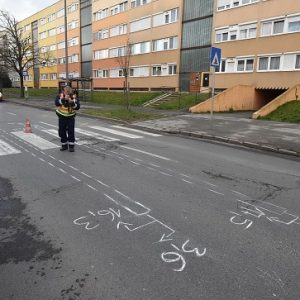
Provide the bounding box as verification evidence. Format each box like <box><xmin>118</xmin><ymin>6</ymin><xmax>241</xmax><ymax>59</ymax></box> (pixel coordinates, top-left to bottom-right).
<box><xmin>24</xmin><ymin>119</ymin><xmax>32</xmax><ymax>133</ymax></box>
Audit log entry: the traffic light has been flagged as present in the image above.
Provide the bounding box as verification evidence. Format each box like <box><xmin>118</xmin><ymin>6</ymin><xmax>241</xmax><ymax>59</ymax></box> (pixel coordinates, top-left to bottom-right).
<box><xmin>201</xmin><ymin>72</ymin><xmax>209</xmax><ymax>87</ymax></box>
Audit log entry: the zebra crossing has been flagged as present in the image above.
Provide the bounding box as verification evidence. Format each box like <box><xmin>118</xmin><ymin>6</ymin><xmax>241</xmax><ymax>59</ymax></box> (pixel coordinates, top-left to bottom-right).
<box><xmin>0</xmin><ymin>123</ymin><xmax>162</xmax><ymax>157</ymax></box>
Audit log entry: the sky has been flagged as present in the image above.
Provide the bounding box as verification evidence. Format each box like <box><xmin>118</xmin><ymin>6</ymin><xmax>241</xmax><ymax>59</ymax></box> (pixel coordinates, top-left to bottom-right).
<box><xmin>0</xmin><ymin>0</ymin><xmax>58</xmax><ymax>21</ymax></box>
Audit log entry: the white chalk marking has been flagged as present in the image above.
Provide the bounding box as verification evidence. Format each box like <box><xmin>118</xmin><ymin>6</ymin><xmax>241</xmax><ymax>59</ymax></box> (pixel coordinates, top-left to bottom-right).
<box><xmin>120</xmin><ymin>145</ymin><xmax>171</xmax><ymax>161</ymax></box>
<box><xmin>48</xmin><ymin>162</ymin><xmax>55</xmax><ymax>167</ymax></box>
<box><xmin>69</xmin><ymin>165</ymin><xmax>79</xmax><ymax>171</ymax></box>
<box><xmin>59</xmin><ymin>160</ymin><xmax>66</xmax><ymax>165</ymax></box>
<box><xmin>7</xmin><ymin>112</ymin><xmax>17</xmax><ymax>116</ymax></box>
<box><xmin>112</xmin><ymin>125</ymin><xmax>162</xmax><ymax>137</ymax></box>
<box><xmin>114</xmin><ymin>189</ymin><xmax>151</xmax><ymax>216</ymax></box>
<box><xmin>159</xmin><ymin>171</ymin><xmax>172</xmax><ymax>177</ymax></box>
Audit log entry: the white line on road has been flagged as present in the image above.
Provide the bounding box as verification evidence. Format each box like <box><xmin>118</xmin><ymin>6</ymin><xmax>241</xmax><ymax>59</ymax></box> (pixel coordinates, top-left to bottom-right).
<box><xmin>7</xmin><ymin>112</ymin><xmax>17</xmax><ymax>116</ymax></box>
<box><xmin>90</xmin><ymin>125</ymin><xmax>143</xmax><ymax>139</ymax></box>
<box><xmin>112</xmin><ymin>125</ymin><xmax>162</xmax><ymax>137</ymax></box>
<box><xmin>40</xmin><ymin>122</ymin><xmax>56</xmax><ymax>128</ymax></box>
<box><xmin>120</xmin><ymin>145</ymin><xmax>171</xmax><ymax>161</ymax></box>
<box><xmin>0</xmin><ymin>139</ymin><xmax>21</xmax><ymax>156</ymax></box>
<box><xmin>209</xmin><ymin>189</ymin><xmax>224</xmax><ymax>196</ymax></box>
<box><xmin>12</xmin><ymin>131</ymin><xmax>58</xmax><ymax>150</ymax></box>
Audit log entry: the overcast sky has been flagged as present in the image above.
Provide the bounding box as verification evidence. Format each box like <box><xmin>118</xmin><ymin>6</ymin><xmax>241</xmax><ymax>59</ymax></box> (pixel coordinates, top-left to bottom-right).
<box><xmin>0</xmin><ymin>0</ymin><xmax>58</xmax><ymax>21</ymax></box>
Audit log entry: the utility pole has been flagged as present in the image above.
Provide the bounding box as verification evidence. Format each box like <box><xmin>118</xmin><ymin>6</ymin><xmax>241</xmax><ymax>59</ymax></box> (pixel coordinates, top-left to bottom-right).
<box><xmin>64</xmin><ymin>0</ymin><xmax>69</xmax><ymax>85</ymax></box>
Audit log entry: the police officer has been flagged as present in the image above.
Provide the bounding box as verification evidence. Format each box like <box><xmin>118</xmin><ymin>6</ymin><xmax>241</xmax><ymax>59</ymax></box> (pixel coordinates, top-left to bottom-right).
<box><xmin>55</xmin><ymin>86</ymin><xmax>80</xmax><ymax>152</ymax></box>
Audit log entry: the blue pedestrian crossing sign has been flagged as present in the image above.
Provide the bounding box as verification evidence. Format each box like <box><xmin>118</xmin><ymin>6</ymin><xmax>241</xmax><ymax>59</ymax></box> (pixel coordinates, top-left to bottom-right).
<box><xmin>210</xmin><ymin>47</ymin><xmax>221</xmax><ymax>67</ymax></box>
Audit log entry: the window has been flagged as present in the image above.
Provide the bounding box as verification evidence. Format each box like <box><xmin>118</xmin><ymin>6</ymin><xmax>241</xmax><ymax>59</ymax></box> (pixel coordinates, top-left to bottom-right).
<box><xmin>287</xmin><ymin>15</ymin><xmax>300</xmax><ymax>33</ymax></box>
<box><xmin>48</xmin><ymin>28</ymin><xmax>56</xmax><ymax>37</ymax></box>
<box><xmin>57</xmin><ymin>9</ymin><xmax>64</xmax><ymax>18</ymax></box>
<box><xmin>296</xmin><ymin>55</ymin><xmax>300</xmax><ymax>69</ymax></box>
<box><xmin>217</xmin><ymin>0</ymin><xmax>258</xmax><ymax>11</ymax></box>
<box><xmin>131</xmin><ymin>0</ymin><xmax>150</xmax><ymax>8</ymax></box>
<box><xmin>239</xmin><ymin>23</ymin><xmax>256</xmax><ymax>39</ymax></box>
<box><xmin>57</xmin><ymin>25</ymin><xmax>65</xmax><ymax>34</ymax></box>
<box><xmin>49</xmin><ymin>44</ymin><xmax>56</xmax><ymax>51</ymax></box>
<box><xmin>110</xmin><ymin>24</ymin><xmax>127</xmax><ymax>37</ymax></box>
<box><xmin>131</xmin><ymin>41</ymin><xmax>150</xmax><ymax>55</ymax></box>
<box><xmin>94</xmin><ymin>29</ymin><xmax>109</xmax><ymax>40</ymax></box>
<box><xmin>273</xmin><ymin>20</ymin><xmax>284</xmax><ymax>34</ymax></box>
<box><xmin>168</xmin><ymin>64</ymin><xmax>177</xmax><ymax>75</ymax></box>
<box><xmin>67</xmin><ymin>3</ymin><xmax>79</xmax><ymax>13</ymax></box>
<box><xmin>111</xmin><ymin>1</ymin><xmax>128</xmax><ymax>15</ymax></box>
<box><xmin>69</xmin><ymin>54</ymin><xmax>79</xmax><ymax>63</ymax></box>
<box><xmin>48</xmin><ymin>13</ymin><xmax>56</xmax><ymax>22</ymax></box>
<box><xmin>40</xmin><ymin>74</ymin><xmax>48</xmax><ymax>80</ymax></box>
<box><xmin>152</xmin><ymin>66</ymin><xmax>161</xmax><ymax>76</ymax></box>
<box><xmin>110</xmin><ymin>68</ymin><xmax>124</xmax><ymax>78</ymax></box>
<box><xmin>94</xmin><ymin>8</ymin><xmax>108</xmax><ymax>21</ymax></box>
<box><xmin>153</xmin><ymin>8</ymin><xmax>178</xmax><ymax>27</ymax></box>
<box><xmin>129</xmin><ymin>66</ymin><xmax>149</xmax><ymax>77</ymax></box>
<box><xmin>68</xmin><ymin>20</ymin><xmax>79</xmax><ymax>30</ymax></box>
<box><xmin>68</xmin><ymin>37</ymin><xmax>79</xmax><ymax>47</ymax></box>
<box><xmin>270</xmin><ymin>56</ymin><xmax>280</xmax><ymax>70</ymax></box>
<box><xmin>58</xmin><ymin>57</ymin><xmax>66</xmax><ymax>64</ymax></box>
<box><xmin>152</xmin><ymin>36</ymin><xmax>178</xmax><ymax>51</ymax></box>
<box><xmin>40</xmin><ymin>18</ymin><xmax>47</xmax><ymax>25</ymax></box>
<box><xmin>58</xmin><ymin>42</ymin><xmax>65</xmax><ymax>49</ymax></box>
<box><xmin>39</xmin><ymin>31</ymin><xmax>47</xmax><ymax>39</ymax></box>
<box><xmin>50</xmin><ymin>73</ymin><xmax>57</xmax><ymax>80</ymax></box>
<box><xmin>236</xmin><ymin>58</ymin><xmax>254</xmax><ymax>71</ymax></box>
<box><xmin>261</xmin><ymin>19</ymin><xmax>284</xmax><ymax>36</ymax></box>
<box><xmin>94</xmin><ymin>49</ymin><xmax>109</xmax><ymax>59</ymax></box>
<box><xmin>94</xmin><ymin>69</ymin><xmax>109</xmax><ymax>78</ymax></box>
<box><xmin>130</xmin><ymin>17</ymin><xmax>151</xmax><ymax>32</ymax></box>
<box><xmin>258</xmin><ymin>56</ymin><xmax>281</xmax><ymax>71</ymax></box>
<box><xmin>109</xmin><ymin>47</ymin><xmax>125</xmax><ymax>58</ymax></box>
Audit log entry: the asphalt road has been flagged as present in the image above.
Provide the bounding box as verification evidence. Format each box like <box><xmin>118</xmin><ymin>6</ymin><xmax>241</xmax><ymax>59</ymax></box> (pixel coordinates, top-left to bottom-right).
<box><xmin>0</xmin><ymin>102</ymin><xmax>300</xmax><ymax>300</ymax></box>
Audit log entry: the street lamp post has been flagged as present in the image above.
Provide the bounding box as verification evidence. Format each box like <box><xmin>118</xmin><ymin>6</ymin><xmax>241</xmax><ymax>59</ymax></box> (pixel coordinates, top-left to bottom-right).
<box><xmin>64</xmin><ymin>0</ymin><xmax>69</xmax><ymax>85</ymax></box>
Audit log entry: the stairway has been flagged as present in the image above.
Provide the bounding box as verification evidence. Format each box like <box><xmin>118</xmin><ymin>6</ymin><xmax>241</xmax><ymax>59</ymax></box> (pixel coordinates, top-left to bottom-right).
<box><xmin>143</xmin><ymin>92</ymin><xmax>181</xmax><ymax>108</ymax></box>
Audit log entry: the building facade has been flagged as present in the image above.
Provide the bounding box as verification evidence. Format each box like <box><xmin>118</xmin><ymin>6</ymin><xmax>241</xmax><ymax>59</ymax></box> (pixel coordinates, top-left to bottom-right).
<box><xmin>214</xmin><ymin>0</ymin><xmax>300</xmax><ymax>90</ymax></box>
<box><xmin>14</xmin><ymin>0</ymin><xmax>300</xmax><ymax>92</ymax></box>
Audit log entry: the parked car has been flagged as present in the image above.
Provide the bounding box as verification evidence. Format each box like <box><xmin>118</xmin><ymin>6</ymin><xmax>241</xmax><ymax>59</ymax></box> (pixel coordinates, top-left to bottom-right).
<box><xmin>0</xmin><ymin>91</ymin><xmax>3</xmax><ymax>102</ymax></box>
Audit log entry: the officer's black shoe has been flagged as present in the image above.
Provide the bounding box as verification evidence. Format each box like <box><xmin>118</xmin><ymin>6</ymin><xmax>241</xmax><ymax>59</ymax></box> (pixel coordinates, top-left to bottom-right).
<box><xmin>69</xmin><ymin>145</ymin><xmax>75</xmax><ymax>152</ymax></box>
<box><xmin>60</xmin><ymin>144</ymin><xmax>68</xmax><ymax>151</ymax></box>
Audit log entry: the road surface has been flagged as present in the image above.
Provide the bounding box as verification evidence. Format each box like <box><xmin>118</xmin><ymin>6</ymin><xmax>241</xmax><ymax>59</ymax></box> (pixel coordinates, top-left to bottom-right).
<box><xmin>0</xmin><ymin>102</ymin><xmax>299</xmax><ymax>299</ymax></box>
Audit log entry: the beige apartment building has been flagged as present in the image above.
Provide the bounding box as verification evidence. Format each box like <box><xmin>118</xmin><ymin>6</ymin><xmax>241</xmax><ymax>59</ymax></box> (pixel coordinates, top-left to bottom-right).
<box><xmin>214</xmin><ymin>0</ymin><xmax>300</xmax><ymax>90</ymax></box>
<box><xmin>92</xmin><ymin>0</ymin><xmax>182</xmax><ymax>91</ymax></box>
<box><xmin>191</xmin><ymin>0</ymin><xmax>300</xmax><ymax>114</ymax></box>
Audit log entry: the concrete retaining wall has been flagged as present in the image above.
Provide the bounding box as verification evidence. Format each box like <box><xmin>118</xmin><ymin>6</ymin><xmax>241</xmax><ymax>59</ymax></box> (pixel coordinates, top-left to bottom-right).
<box><xmin>252</xmin><ymin>84</ymin><xmax>300</xmax><ymax>119</ymax></box>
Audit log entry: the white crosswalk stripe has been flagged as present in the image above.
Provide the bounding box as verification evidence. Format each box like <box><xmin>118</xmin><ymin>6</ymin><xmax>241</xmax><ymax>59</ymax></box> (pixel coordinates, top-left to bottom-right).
<box><xmin>12</xmin><ymin>131</ymin><xmax>58</xmax><ymax>150</ymax></box>
<box><xmin>112</xmin><ymin>125</ymin><xmax>162</xmax><ymax>137</ymax></box>
<box><xmin>89</xmin><ymin>125</ymin><xmax>143</xmax><ymax>139</ymax></box>
<box><xmin>0</xmin><ymin>139</ymin><xmax>21</xmax><ymax>156</ymax></box>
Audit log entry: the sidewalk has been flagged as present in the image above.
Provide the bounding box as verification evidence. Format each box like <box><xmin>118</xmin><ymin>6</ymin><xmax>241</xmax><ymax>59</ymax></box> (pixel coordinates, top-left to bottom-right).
<box><xmin>4</xmin><ymin>97</ymin><xmax>300</xmax><ymax>157</ymax></box>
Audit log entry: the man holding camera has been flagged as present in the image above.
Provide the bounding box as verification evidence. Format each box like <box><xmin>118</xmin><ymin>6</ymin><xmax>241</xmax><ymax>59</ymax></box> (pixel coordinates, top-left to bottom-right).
<box><xmin>55</xmin><ymin>86</ymin><xmax>80</xmax><ymax>152</ymax></box>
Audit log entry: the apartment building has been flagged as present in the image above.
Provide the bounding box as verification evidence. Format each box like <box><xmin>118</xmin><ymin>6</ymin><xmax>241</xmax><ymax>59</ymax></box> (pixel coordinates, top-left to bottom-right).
<box><xmin>214</xmin><ymin>0</ymin><xmax>300</xmax><ymax>91</ymax></box>
<box><xmin>16</xmin><ymin>0</ymin><xmax>184</xmax><ymax>91</ymax></box>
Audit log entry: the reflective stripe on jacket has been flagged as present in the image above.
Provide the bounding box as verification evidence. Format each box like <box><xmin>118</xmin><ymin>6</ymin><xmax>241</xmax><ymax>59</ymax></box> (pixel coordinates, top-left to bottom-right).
<box><xmin>56</xmin><ymin>105</ymin><xmax>76</xmax><ymax>117</ymax></box>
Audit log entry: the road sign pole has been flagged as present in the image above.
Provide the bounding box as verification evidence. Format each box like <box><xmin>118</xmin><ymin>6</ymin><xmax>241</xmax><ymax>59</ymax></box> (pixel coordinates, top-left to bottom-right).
<box><xmin>210</xmin><ymin>66</ymin><xmax>215</xmax><ymax>123</ymax></box>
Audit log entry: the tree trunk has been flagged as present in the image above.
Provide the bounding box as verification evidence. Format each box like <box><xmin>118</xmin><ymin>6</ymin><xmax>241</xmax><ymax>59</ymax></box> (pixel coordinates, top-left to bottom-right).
<box><xmin>19</xmin><ymin>73</ymin><xmax>24</xmax><ymax>98</ymax></box>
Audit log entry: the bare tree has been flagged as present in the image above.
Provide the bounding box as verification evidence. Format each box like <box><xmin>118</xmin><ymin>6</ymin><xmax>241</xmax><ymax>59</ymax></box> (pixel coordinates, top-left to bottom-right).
<box><xmin>0</xmin><ymin>10</ymin><xmax>48</xmax><ymax>97</ymax></box>
<box><xmin>116</xmin><ymin>39</ymin><xmax>131</xmax><ymax>110</ymax></box>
